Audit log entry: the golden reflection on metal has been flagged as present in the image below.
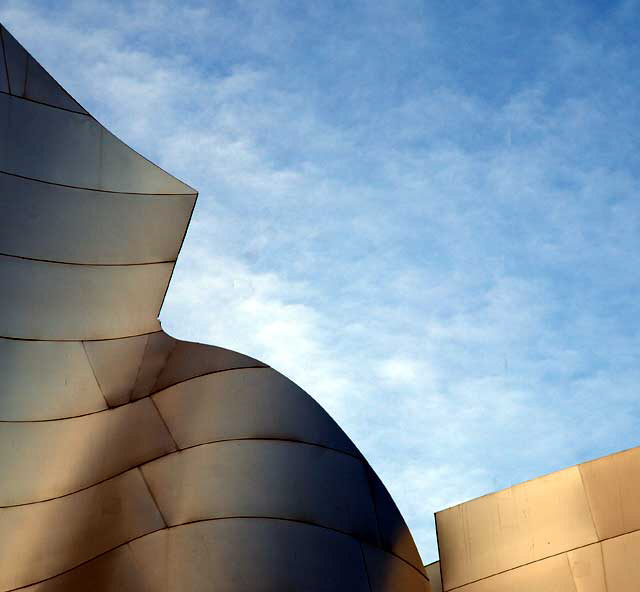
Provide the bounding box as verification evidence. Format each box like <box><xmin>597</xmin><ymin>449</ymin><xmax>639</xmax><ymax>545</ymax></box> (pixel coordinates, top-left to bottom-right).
<box><xmin>436</xmin><ymin>445</ymin><xmax>640</xmax><ymax>592</ymax></box>
<box><xmin>0</xmin><ymin>23</ymin><xmax>428</xmax><ymax>592</ymax></box>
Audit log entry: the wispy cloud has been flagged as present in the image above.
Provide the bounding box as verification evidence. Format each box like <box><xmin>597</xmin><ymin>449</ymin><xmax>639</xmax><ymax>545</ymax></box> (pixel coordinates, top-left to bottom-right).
<box><xmin>3</xmin><ymin>0</ymin><xmax>640</xmax><ymax>563</ymax></box>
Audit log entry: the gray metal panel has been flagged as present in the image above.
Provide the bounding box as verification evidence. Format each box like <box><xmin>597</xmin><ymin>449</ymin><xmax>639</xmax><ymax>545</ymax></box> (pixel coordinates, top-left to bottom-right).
<box><xmin>0</xmin><ymin>173</ymin><xmax>195</xmax><ymax>264</ymax></box>
<box><xmin>367</xmin><ymin>465</ymin><xmax>425</xmax><ymax>570</ymax></box>
<box><xmin>141</xmin><ymin>440</ymin><xmax>378</xmax><ymax>543</ymax></box>
<box><xmin>152</xmin><ymin>368</ymin><xmax>359</xmax><ymax>455</ymax></box>
<box><xmin>1</xmin><ymin>25</ymin><xmax>27</xmax><ymax>95</ymax></box>
<box><xmin>0</xmin><ymin>32</ymin><xmax>8</xmax><ymax>93</ymax></box>
<box><xmin>0</xmin><ymin>398</ymin><xmax>175</xmax><ymax>505</ymax></box>
<box><xmin>24</xmin><ymin>56</ymin><xmax>87</xmax><ymax>113</ymax></box>
<box><xmin>134</xmin><ymin>519</ymin><xmax>370</xmax><ymax>592</ymax></box>
<box><xmin>84</xmin><ymin>335</ymin><xmax>149</xmax><ymax>406</ymax></box>
<box><xmin>152</xmin><ymin>340</ymin><xmax>266</xmax><ymax>392</ymax></box>
<box><xmin>0</xmin><ymin>469</ymin><xmax>164</xmax><ymax>591</ymax></box>
<box><xmin>363</xmin><ymin>544</ymin><xmax>430</xmax><ymax>592</ymax></box>
<box><xmin>131</xmin><ymin>331</ymin><xmax>177</xmax><ymax>399</ymax></box>
<box><xmin>0</xmin><ymin>256</ymin><xmax>170</xmax><ymax>340</ymax></box>
<box><xmin>0</xmin><ymin>25</ymin><xmax>86</xmax><ymax>113</ymax></box>
<box><xmin>0</xmin><ymin>338</ymin><xmax>106</xmax><ymax>420</ymax></box>
<box><xmin>20</xmin><ymin>545</ymin><xmax>151</xmax><ymax>592</ymax></box>
<box><xmin>0</xmin><ymin>93</ymin><xmax>194</xmax><ymax>194</ymax></box>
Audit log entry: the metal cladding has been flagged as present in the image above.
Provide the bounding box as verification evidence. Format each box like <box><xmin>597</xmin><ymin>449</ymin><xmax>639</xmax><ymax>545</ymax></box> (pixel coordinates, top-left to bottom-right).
<box><xmin>434</xmin><ymin>445</ymin><xmax>640</xmax><ymax>592</ymax></box>
<box><xmin>0</xmin><ymin>24</ymin><xmax>429</xmax><ymax>592</ymax></box>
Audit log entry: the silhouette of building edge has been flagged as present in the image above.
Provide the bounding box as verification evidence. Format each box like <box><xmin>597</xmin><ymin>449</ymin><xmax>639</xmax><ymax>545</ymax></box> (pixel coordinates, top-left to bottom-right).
<box><xmin>0</xmin><ymin>24</ymin><xmax>428</xmax><ymax>592</ymax></box>
<box><xmin>2</xmin><ymin>23</ymin><xmax>639</xmax><ymax>592</ymax></box>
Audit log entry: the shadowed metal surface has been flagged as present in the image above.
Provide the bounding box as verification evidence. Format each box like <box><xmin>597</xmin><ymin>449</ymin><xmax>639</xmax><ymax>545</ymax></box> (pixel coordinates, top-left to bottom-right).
<box><xmin>0</xmin><ymin>23</ymin><xmax>428</xmax><ymax>592</ymax></box>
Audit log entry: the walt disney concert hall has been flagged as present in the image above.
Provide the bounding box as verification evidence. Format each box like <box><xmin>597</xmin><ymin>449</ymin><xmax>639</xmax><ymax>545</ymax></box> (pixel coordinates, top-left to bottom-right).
<box><xmin>1</xmin><ymin>24</ymin><xmax>638</xmax><ymax>592</ymax></box>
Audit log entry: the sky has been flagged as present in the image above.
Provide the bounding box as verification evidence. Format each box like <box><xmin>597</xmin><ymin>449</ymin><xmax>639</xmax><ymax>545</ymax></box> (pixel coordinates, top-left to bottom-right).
<box><xmin>2</xmin><ymin>0</ymin><xmax>639</xmax><ymax>564</ymax></box>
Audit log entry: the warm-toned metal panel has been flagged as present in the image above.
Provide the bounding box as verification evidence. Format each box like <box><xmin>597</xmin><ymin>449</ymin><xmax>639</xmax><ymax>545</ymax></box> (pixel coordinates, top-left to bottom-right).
<box><xmin>0</xmin><ymin>469</ymin><xmax>164</xmax><ymax>591</ymax></box>
<box><xmin>84</xmin><ymin>335</ymin><xmax>149</xmax><ymax>407</ymax></box>
<box><xmin>579</xmin><ymin>446</ymin><xmax>640</xmax><ymax>540</ymax></box>
<box><xmin>141</xmin><ymin>439</ymin><xmax>378</xmax><ymax>543</ymax></box>
<box><xmin>0</xmin><ymin>173</ymin><xmax>195</xmax><ymax>264</ymax></box>
<box><xmin>363</xmin><ymin>544</ymin><xmax>430</xmax><ymax>592</ymax></box>
<box><xmin>0</xmin><ymin>398</ymin><xmax>175</xmax><ymax>505</ymax></box>
<box><xmin>454</xmin><ymin>553</ymin><xmax>575</xmax><ymax>592</ymax></box>
<box><xmin>152</xmin><ymin>340</ymin><xmax>266</xmax><ymax>392</ymax></box>
<box><xmin>0</xmin><ymin>256</ymin><xmax>171</xmax><ymax>340</ymax></box>
<box><xmin>127</xmin><ymin>530</ymin><xmax>169</xmax><ymax>592</ymax></box>
<box><xmin>601</xmin><ymin>530</ymin><xmax>640</xmax><ymax>592</ymax></box>
<box><xmin>0</xmin><ymin>337</ymin><xmax>106</xmax><ymax>420</ymax></box>
<box><xmin>0</xmin><ymin>93</ymin><xmax>194</xmax><ymax>194</ymax></box>
<box><xmin>567</xmin><ymin>543</ymin><xmax>607</xmax><ymax>592</ymax></box>
<box><xmin>160</xmin><ymin>519</ymin><xmax>370</xmax><ymax>592</ymax></box>
<box><xmin>131</xmin><ymin>331</ymin><xmax>177</xmax><ymax>399</ymax></box>
<box><xmin>0</xmin><ymin>26</ymin><xmax>85</xmax><ymax>113</ymax></box>
<box><xmin>152</xmin><ymin>368</ymin><xmax>359</xmax><ymax>455</ymax></box>
<box><xmin>20</xmin><ymin>545</ymin><xmax>150</xmax><ymax>592</ymax></box>
<box><xmin>367</xmin><ymin>466</ymin><xmax>424</xmax><ymax>569</ymax></box>
<box><xmin>436</xmin><ymin>466</ymin><xmax>598</xmax><ymax>590</ymax></box>
<box><xmin>425</xmin><ymin>562</ymin><xmax>443</xmax><ymax>592</ymax></box>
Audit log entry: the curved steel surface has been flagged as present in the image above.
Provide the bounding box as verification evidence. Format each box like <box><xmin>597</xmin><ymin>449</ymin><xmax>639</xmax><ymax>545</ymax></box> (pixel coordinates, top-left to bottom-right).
<box><xmin>0</xmin><ymin>23</ymin><xmax>428</xmax><ymax>591</ymax></box>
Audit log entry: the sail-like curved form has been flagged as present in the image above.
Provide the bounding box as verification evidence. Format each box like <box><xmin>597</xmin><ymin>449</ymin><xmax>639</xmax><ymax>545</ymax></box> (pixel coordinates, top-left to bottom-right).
<box><xmin>0</xmin><ymin>24</ymin><xmax>429</xmax><ymax>592</ymax></box>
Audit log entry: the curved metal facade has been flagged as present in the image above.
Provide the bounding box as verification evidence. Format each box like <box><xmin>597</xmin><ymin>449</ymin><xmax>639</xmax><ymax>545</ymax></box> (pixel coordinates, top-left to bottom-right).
<box><xmin>0</xmin><ymin>25</ymin><xmax>429</xmax><ymax>592</ymax></box>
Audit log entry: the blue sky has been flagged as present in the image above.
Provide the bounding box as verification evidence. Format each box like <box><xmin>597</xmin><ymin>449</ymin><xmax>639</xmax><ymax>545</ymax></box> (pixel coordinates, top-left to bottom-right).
<box><xmin>3</xmin><ymin>0</ymin><xmax>639</xmax><ymax>563</ymax></box>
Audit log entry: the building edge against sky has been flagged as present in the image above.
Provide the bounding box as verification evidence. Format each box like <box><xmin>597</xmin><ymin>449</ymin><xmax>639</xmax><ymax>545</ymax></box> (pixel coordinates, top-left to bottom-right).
<box><xmin>427</xmin><ymin>443</ymin><xmax>640</xmax><ymax>592</ymax></box>
<box><xmin>2</xmin><ymin>20</ymin><xmax>639</xmax><ymax>592</ymax></box>
<box><xmin>0</xmin><ymin>23</ymin><xmax>429</xmax><ymax>592</ymax></box>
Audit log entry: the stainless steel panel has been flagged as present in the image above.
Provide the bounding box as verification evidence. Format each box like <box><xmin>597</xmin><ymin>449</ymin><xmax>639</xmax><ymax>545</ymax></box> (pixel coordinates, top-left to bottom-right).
<box><xmin>0</xmin><ymin>26</ymin><xmax>86</xmax><ymax>113</ymax></box>
<box><xmin>601</xmin><ymin>530</ymin><xmax>640</xmax><ymax>592</ymax></box>
<box><xmin>579</xmin><ymin>446</ymin><xmax>640</xmax><ymax>540</ymax></box>
<box><xmin>452</xmin><ymin>553</ymin><xmax>576</xmax><ymax>592</ymax></box>
<box><xmin>1</xmin><ymin>26</ymin><xmax>27</xmax><ymax>95</ymax></box>
<box><xmin>0</xmin><ymin>469</ymin><xmax>164</xmax><ymax>591</ymax></box>
<box><xmin>0</xmin><ymin>256</ymin><xmax>170</xmax><ymax>340</ymax></box>
<box><xmin>161</xmin><ymin>518</ymin><xmax>370</xmax><ymax>592</ymax></box>
<box><xmin>152</xmin><ymin>340</ymin><xmax>266</xmax><ymax>391</ymax></box>
<box><xmin>0</xmin><ymin>35</ymin><xmax>7</xmax><ymax>93</ymax></box>
<box><xmin>367</xmin><ymin>466</ymin><xmax>424</xmax><ymax>569</ymax></box>
<box><xmin>141</xmin><ymin>440</ymin><xmax>377</xmax><ymax>543</ymax></box>
<box><xmin>0</xmin><ymin>173</ymin><xmax>195</xmax><ymax>264</ymax></box>
<box><xmin>0</xmin><ymin>93</ymin><xmax>194</xmax><ymax>194</ymax></box>
<box><xmin>436</xmin><ymin>466</ymin><xmax>598</xmax><ymax>590</ymax></box>
<box><xmin>152</xmin><ymin>368</ymin><xmax>359</xmax><ymax>455</ymax></box>
<box><xmin>568</xmin><ymin>543</ymin><xmax>607</xmax><ymax>592</ymax></box>
<box><xmin>425</xmin><ymin>562</ymin><xmax>443</xmax><ymax>592</ymax></box>
<box><xmin>84</xmin><ymin>335</ymin><xmax>149</xmax><ymax>406</ymax></box>
<box><xmin>0</xmin><ymin>398</ymin><xmax>175</xmax><ymax>505</ymax></box>
<box><xmin>21</xmin><ymin>545</ymin><xmax>151</xmax><ymax>592</ymax></box>
<box><xmin>363</xmin><ymin>544</ymin><xmax>430</xmax><ymax>592</ymax></box>
<box><xmin>131</xmin><ymin>331</ymin><xmax>177</xmax><ymax>399</ymax></box>
<box><xmin>0</xmin><ymin>337</ymin><xmax>106</xmax><ymax>420</ymax></box>
<box><xmin>127</xmin><ymin>530</ymin><xmax>169</xmax><ymax>592</ymax></box>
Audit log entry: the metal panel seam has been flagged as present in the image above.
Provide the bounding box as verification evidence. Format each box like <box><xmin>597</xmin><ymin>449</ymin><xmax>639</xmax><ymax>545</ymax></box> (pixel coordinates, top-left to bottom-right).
<box><xmin>0</xmin><ymin>169</ymin><xmax>198</xmax><ymax>196</ymax></box>
<box><xmin>81</xmin><ymin>340</ymin><xmax>110</xmax><ymax>408</ymax></box>
<box><xmin>0</xmin><ymin>28</ymin><xmax>10</xmax><ymax>94</ymax></box>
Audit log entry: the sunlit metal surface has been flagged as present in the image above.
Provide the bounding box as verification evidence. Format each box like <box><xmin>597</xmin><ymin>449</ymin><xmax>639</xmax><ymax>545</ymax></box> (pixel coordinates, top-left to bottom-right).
<box><xmin>435</xmin><ymin>445</ymin><xmax>640</xmax><ymax>591</ymax></box>
<box><xmin>0</xmin><ymin>23</ymin><xmax>428</xmax><ymax>591</ymax></box>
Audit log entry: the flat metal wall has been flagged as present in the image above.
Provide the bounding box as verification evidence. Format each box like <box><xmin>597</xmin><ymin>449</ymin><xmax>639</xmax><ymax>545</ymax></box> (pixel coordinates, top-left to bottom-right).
<box><xmin>435</xmin><ymin>446</ymin><xmax>640</xmax><ymax>592</ymax></box>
